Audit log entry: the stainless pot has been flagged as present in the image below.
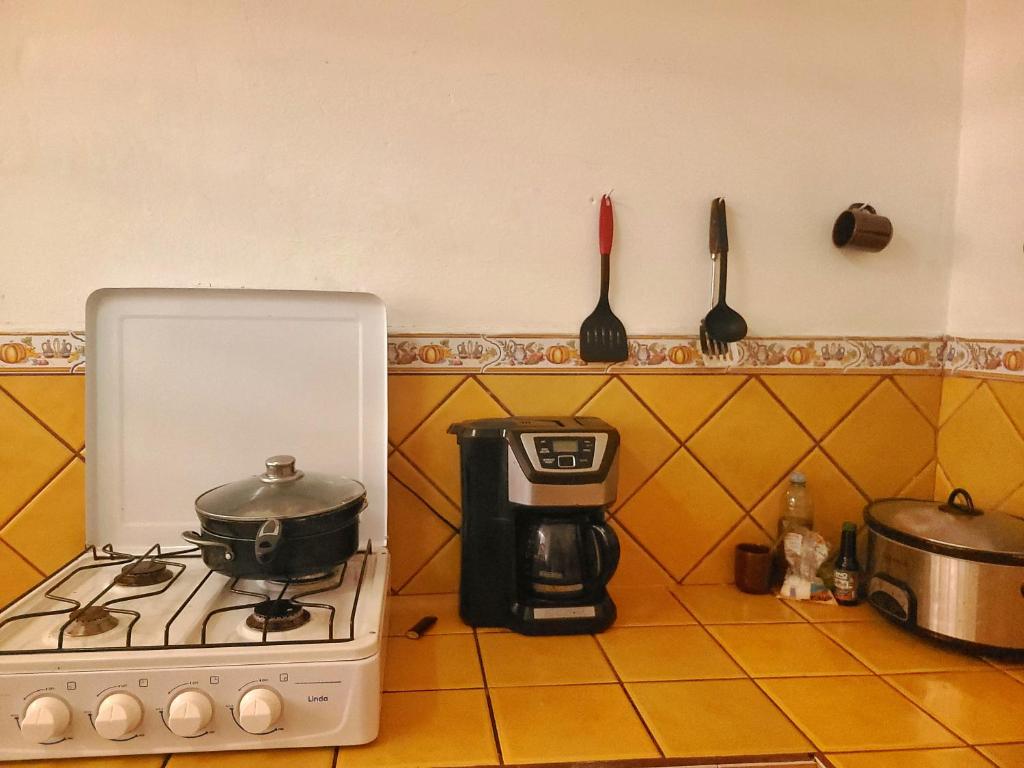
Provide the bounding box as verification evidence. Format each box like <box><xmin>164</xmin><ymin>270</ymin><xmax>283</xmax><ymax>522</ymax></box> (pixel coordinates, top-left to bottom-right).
<box><xmin>182</xmin><ymin>455</ymin><xmax>366</xmax><ymax>580</ymax></box>
<box><xmin>864</xmin><ymin>488</ymin><xmax>1024</xmax><ymax>652</ymax></box>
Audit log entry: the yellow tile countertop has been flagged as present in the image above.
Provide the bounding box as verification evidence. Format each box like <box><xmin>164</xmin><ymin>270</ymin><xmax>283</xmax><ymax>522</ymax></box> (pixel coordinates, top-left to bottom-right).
<box><xmin>6</xmin><ymin>586</ymin><xmax>1024</xmax><ymax>768</ymax></box>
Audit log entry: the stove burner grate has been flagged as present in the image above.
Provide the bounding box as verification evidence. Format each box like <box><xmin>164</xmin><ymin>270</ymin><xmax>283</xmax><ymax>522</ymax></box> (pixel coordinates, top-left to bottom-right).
<box><xmin>115</xmin><ymin>558</ymin><xmax>174</xmax><ymax>587</ymax></box>
<box><xmin>246</xmin><ymin>599</ymin><xmax>312</xmax><ymax>633</ymax></box>
<box><xmin>66</xmin><ymin>606</ymin><xmax>119</xmax><ymax>637</ymax></box>
<box><xmin>269</xmin><ymin>568</ymin><xmax>337</xmax><ymax>585</ymax></box>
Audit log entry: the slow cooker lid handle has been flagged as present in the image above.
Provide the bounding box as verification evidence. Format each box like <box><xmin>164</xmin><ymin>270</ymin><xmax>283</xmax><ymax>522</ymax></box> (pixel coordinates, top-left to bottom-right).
<box><xmin>941</xmin><ymin>488</ymin><xmax>981</xmax><ymax>516</ymax></box>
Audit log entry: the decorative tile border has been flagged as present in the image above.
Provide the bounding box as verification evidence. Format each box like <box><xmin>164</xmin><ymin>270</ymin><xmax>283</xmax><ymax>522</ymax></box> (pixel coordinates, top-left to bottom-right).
<box><xmin>387</xmin><ymin>334</ymin><xmax>948</xmax><ymax>374</ymax></box>
<box><xmin>0</xmin><ymin>333</ymin><xmax>86</xmax><ymax>373</ymax></box>
<box><xmin>945</xmin><ymin>337</ymin><xmax>1024</xmax><ymax>379</ymax></box>
<box><xmin>3</xmin><ymin>332</ymin><xmax>1023</xmax><ymax>378</ymax></box>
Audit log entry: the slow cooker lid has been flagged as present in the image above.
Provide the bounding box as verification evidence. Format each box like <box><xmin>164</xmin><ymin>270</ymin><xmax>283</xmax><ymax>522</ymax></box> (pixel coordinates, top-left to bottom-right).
<box><xmin>196</xmin><ymin>455</ymin><xmax>366</xmax><ymax>522</ymax></box>
<box><xmin>866</xmin><ymin>489</ymin><xmax>1024</xmax><ymax>558</ymax></box>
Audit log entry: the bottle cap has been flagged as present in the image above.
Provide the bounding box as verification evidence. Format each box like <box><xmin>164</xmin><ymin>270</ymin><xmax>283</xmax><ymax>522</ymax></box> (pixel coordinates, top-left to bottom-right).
<box><xmin>842</xmin><ymin>522</ymin><xmax>857</xmax><ymax>532</ymax></box>
<box><xmin>789</xmin><ymin>472</ymin><xmax>807</xmax><ymax>485</ymax></box>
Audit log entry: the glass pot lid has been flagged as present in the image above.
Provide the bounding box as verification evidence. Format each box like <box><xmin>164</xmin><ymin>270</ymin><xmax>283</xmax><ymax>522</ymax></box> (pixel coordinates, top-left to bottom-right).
<box><xmin>865</xmin><ymin>488</ymin><xmax>1024</xmax><ymax>559</ymax></box>
<box><xmin>195</xmin><ymin>455</ymin><xmax>366</xmax><ymax>522</ymax></box>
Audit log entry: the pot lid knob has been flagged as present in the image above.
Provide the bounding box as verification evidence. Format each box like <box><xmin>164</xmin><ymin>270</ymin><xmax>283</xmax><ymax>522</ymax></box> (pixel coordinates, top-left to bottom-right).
<box><xmin>260</xmin><ymin>455</ymin><xmax>304</xmax><ymax>484</ymax></box>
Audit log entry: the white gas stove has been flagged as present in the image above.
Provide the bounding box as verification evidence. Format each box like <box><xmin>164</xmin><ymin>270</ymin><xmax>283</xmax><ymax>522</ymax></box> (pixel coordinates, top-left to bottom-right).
<box><xmin>0</xmin><ymin>289</ymin><xmax>391</xmax><ymax>761</ymax></box>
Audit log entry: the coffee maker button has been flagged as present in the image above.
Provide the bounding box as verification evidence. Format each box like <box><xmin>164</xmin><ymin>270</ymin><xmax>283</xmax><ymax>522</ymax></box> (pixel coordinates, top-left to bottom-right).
<box><xmin>540</xmin><ymin>457</ymin><xmax>557</xmax><ymax>468</ymax></box>
<box><xmin>557</xmin><ymin>455</ymin><xmax>576</xmax><ymax>468</ymax></box>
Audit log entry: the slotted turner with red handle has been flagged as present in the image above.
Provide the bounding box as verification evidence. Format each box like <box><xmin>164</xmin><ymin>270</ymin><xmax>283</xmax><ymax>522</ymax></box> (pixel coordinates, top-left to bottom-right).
<box><xmin>579</xmin><ymin>194</ymin><xmax>628</xmax><ymax>363</ymax></box>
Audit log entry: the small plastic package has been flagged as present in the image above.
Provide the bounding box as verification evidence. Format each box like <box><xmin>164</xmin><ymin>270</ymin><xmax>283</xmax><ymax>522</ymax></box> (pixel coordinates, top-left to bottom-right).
<box><xmin>779</xmin><ymin>527</ymin><xmax>836</xmax><ymax>603</ymax></box>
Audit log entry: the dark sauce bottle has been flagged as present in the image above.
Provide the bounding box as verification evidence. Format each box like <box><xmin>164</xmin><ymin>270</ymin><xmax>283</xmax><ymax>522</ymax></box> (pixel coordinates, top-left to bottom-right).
<box><xmin>833</xmin><ymin>522</ymin><xmax>860</xmax><ymax>606</ymax></box>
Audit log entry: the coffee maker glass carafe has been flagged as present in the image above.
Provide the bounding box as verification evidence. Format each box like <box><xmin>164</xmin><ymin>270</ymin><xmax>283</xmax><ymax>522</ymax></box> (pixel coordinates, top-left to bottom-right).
<box><xmin>519</xmin><ymin>513</ymin><xmax>619</xmax><ymax>599</ymax></box>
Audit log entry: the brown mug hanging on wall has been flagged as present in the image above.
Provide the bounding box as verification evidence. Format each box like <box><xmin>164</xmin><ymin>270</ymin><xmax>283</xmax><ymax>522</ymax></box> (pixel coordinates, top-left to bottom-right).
<box><xmin>832</xmin><ymin>203</ymin><xmax>893</xmax><ymax>252</ymax></box>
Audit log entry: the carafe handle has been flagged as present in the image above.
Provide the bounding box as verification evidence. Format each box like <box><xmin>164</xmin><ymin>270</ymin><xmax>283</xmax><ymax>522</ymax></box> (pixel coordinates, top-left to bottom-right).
<box><xmin>590</xmin><ymin>523</ymin><xmax>620</xmax><ymax>587</ymax></box>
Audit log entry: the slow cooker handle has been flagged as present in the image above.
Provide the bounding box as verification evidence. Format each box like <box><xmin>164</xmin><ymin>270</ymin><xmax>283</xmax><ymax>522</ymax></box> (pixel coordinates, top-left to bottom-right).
<box><xmin>942</xmin><ymin>488</ymin><xmax>981</xmax><ymax>516</ymax></box>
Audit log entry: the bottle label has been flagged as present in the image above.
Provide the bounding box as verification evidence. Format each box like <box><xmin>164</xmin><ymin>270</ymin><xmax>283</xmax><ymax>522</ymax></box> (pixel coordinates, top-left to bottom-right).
<box><xmin>834</xmin><ymin>569</ymin><xmax>858</xmax><ymax>601</ymax></box>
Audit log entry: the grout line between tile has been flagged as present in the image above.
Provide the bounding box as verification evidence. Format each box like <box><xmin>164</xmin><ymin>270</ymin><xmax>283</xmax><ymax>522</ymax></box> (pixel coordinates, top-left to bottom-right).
<box><xmin>570</xmin><ymin>373</ymin><xmax>623</xmax><ymax>416</ymax></box>
<box><xmin>937</xmin><ymin>377</ymin><xmax>983</xmax><ymax>428</ymax></box>
<box><xmin>391</xmin><ymin>531</ymin><xmax>457</xmax><ymax>595</ymax></box>
<box><xmin>384</xmin><ymin>684</ymin><xmax>487</xmax><ymax>693</ymax></box>
<box><xmin>887</xmin><ymin>374</ymin><xmax>941</xmax><ymax>500</ymax></box>
<box><xmin>895</xmin><ymin>456</ymin><xmax>939</xmax><ymax>499</ymax></box>
<box><xmin>466</xmin><ymin>374</ymin><xmax>515</xmax><ymax>416</ymax></box>
<box><xmin>777</xmin><ymin>377</ymin><xmax>885</xmax><ymax>505</ymax></box>
<box><xmin>970</xmin><ymin>746</ymin><xmax>1002</xmax><ymax>767</ymax></box>
<box><xmin>392</xmin><ymin>445</ymin><xmax>463</xmax><ymax>515</ymax></box>
<box><xmin>695</xmin><ymin>616</ymin><xmax>821</xmax><ymax>752</ymax></box>
<box><xmin>815</xmin><ymin>443</ymin><xmax>875</xmax><ymax>510</ymax></box>
<box><xmin>872</xmin><ymin>673</ymin><xmax>972</xmax><ymax>747</ymax></box>
<box><xmin>591</xmin><ymin>630</ymin><xmax>666</xmax><ymax>758</ymax></box>
<box><xmin>681</xmin><ymin>442</ymin><xmax>762</xmax><ymax>517</ymax></box>
<box><xmin>0</xmin><ymin>448</ymin><xmax>80</xmax><ymax>531</ymax></box>
<box><xmin>610</xmin><ymin>444</ymin><xmax>684</xmax><ymax>516</ymax></box>
<box><xmin>387</xmin><ymin>468</ymin><xmax>459</xmax><ymax>533</ymax></box>
<box><xmin>0</xmin><ymin>383</ymin><xmax>80</xmax><ymax>455</ymax></box>
<box><xmin>991</xmin><ymin>477</ymin><xmax>1024</xmax><ymax>512</ymax></box>
<box><xmin>753</xmin><ymin>376</ymin><xmax>820</xmax><ymax>447</ymax></box>
<box><xmin>889</xmin><ymin>373</ymin><xmax>943</xmax><ymax>428</ymax></box>
<box><xmin>807</xmin><ymin>374</ymin><xmax>888</xmax><ymax>446</ymax></box>
<box><xmin>0</xmin><ymin>539</ymin><xmax>46</xmax><ymax>580</ymax></box>
<box><xmin>609</xmin><ymin>515</ymin><xmax>682</xmax><ymax>585</ymax></box>
<box><xmin>987</xmin><ymin>378</ymin><xmax>1024</xmax><ymax>443</ymax></box>
<box><xmin>330</xmin><ymin>746</ymin><xmax>341</xmax><ymax>768</ymax></box>
<box><xmin>676</xmin><ymin>512</ymin><xmax>750</xmax><ymax>585</ymax></box>
<box><xmin>739</xmin><ymin>443</ymin><xmax>816</xmax><ymax>520</ymax></box>
<box><xmin>389</xmin><ymin>373</ymin><xmax>469</xmax><ymax>447</ymax></box>
<box><xmin>472</xmin><ymin>628</ymin><xmax>505</xmax><ymax>766</ymax></box>
<box><xmin>614</xmin><ymin>375</ymin><xmax>689</xmax><ymax>447</ymax></box>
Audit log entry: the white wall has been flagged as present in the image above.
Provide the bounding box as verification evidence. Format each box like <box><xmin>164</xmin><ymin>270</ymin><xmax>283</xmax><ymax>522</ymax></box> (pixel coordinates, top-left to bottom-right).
<box><xmin>946</xmin><ymin>0</ymin><xmax>1024</xmax><ymax>338</ymax></box>
<box><xmin>0</xmin><ymin>1</ymin><xmax>965</xmax><ymax>335</ymax></box>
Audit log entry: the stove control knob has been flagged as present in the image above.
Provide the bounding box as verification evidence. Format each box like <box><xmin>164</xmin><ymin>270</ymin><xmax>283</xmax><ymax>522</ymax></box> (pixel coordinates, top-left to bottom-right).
<box><xmin>21</xmin><ymin>696</ymin><xmax>72</xmax><ymax>743</ymax></box>
<box><xmin>237</xmin><ymin>687</ymin><xmax>282</xmax><ymax>734</ymax></box>
<box><xmin>166</xmin><ymin>690</ymin><xmax>214</xmax><ymax>737</ymax></box>
<box><xmin>94</xmin><ymin>692</ymin><xmax>143</xmax><ymax>740</ymax></box>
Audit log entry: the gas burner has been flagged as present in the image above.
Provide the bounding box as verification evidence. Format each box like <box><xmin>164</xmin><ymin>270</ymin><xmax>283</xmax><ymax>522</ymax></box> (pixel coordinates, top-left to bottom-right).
<box><xmin>67</xmin><ymin>606</ymin><xmax>119</xmax><ymax>637</ymax></box>
<box><xmin>115</xmin><ymin>559</ymin><xmax>173</xmax><ymax>587</ymax></box>
<box><xmin>246</xmin><ymin>599</ymin><xmax>311</xmax><ymax>633</ymax></box>
<box><xmin>269</xmin><ymin>568</ymin><xmax>337</xmax><ymax>585</ymax></box>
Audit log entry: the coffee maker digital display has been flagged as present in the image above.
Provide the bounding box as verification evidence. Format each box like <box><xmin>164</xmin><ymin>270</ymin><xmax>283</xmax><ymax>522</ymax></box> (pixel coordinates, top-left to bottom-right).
<box><xmin>448</xmin><ymin>417</ymin><xmax>620</xmax><ymax>635</ymax></box>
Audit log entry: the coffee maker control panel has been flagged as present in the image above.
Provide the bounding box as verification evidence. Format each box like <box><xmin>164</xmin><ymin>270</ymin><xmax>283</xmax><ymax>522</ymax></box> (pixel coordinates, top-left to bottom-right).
<box><xmin>520</xmin><ymin>433</ymin><xmax>608</xmax><ymax>473</ymax></box>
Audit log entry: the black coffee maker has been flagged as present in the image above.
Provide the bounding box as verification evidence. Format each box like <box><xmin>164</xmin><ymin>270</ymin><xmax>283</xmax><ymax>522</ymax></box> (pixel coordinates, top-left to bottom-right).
<box><xmin>448</xmin><ymin>416</ymin><xmax>620</xmax><ymax>635</ymax></box>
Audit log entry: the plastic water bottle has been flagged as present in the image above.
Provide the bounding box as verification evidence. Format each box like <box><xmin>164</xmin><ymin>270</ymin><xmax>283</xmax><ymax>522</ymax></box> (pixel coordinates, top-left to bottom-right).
<box><xmin>772</xmin><ymin>472</ymin><xmax>814</xmax><ymax>586</ymax></box>
<box><xmin>778</xmin><ymin>472</ymin><xmax>814</xmax><ymax>537</ymax></box>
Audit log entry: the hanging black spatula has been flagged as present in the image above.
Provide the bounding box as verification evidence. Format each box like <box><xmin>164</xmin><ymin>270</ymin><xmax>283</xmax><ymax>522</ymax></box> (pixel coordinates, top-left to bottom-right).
<box><xmin>580</xmin><ymin>194</ymin><xmax>628</xmax><ymax>363</ymax></box>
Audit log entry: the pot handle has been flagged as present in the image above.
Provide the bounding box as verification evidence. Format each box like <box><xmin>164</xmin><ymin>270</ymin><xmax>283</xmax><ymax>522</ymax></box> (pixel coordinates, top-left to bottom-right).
<box><xmin>589</xmin><ymin>523</ymin><xmax>620</xmax><ymax>587</ymax></box>
<box><xmin>255</xmin><ymin>519</ymin><xmax>283</xmax><ymax>564</ymax></box>
<box><xmin>942</xmin><ymin>488</ymin><xmax>981</xmax><ymax>516</ymax></box>
<box><xmin>181</xmin><ymin>530</ymin><xmax>235</xmax><ymax>561</ymax></box>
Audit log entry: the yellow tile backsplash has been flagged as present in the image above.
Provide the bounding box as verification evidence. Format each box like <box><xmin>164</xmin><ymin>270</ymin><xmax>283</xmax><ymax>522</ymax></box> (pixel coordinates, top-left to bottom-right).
<box><xmin>936</xmin><ymin>378</ymin><xmax>1024</xmax><ymax>511</ymax></box>
<box><xmin>10</xmin><ymin>366</ymin><xmax>1023</xmax><ymax>609</ymax></box>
